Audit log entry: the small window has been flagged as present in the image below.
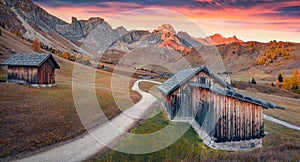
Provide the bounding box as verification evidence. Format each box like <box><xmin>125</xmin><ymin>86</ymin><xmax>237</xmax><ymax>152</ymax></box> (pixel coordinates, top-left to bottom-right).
<box><xmin>199</xmin><ymin>77</ymin><xmax>207</xmax><ymax>84</ymax></box>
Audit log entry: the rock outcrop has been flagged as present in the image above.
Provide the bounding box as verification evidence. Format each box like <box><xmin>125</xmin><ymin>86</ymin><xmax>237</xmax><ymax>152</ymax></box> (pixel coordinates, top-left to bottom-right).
<box><xmin>205</xmin><ymin>33</ymin><xmax>243</xmax><ymax>45</ymax></box>
<box><xmin>56</xmin><ymin>17</ymin><xmax>107</xmax><ymax>42</ymax></box>
<box><xmin>0</xmin><ymin>0</ymin><xmax>67</xmax><ymax>32</ymax></box>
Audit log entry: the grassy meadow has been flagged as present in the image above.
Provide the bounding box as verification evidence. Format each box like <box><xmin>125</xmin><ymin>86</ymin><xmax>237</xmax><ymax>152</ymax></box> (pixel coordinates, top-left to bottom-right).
<box><xmin>0</xmin><ymin>56</ymin><xmax>141</xmax><ymax>158</ymax></box>
<box><xmin>235</xmin><ymin>89</ymin><xmax>300</xmax><ymax>126</ymax></box>
<box><xmin>91</xmin><ymin>81</ymin><xmax>300</xmax><ymax>161</ymax></box>
<box><xmin>93</xmin><ymin>108</ymin><xmax>300</xmax><ymax>161</ymax></box>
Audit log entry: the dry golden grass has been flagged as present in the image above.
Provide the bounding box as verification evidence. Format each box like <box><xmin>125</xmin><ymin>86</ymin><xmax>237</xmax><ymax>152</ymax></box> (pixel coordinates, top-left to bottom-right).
<box><xmin>0</xmin><ymin>56</ymin><xmax>141</xmax><ymax>158</ymax></box>
<box><xmin>236</xmin><ymin>88</ymin><xmax>300</xmax><ymax>126</ymax></box>
<box><xmin>138</xmin><ymin>82</ymin><xmax>159</xmax><ymax>92</ymax></box>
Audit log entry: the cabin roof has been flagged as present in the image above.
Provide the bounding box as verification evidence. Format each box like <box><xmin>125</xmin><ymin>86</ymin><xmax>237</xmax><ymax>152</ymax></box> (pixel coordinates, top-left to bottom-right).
<box><xmin>157</xmin><ymin>65</ymin><xmax>233</xmax><ymax>96</ymax></box>
<box><xmin>1</xmin><ymin>53</ymin><xmax>60</xmax><ymax>69</ymax></box>
<box><xmin>189</xmin><ymin>82</ymin><xmax>284</xmax><ymax>109</ymax></box>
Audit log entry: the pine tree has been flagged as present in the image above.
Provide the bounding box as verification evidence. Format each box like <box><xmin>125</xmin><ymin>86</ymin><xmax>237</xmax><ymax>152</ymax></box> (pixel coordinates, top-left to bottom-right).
<box><xmin>251</xmin><ymin>78</ymin><xmax>257</xmax><ymax>84</ymax></box>
<box><xmin>278</xmin><ymin>73</ymin><xmax>283</xmax><ymax>82</ymax></box>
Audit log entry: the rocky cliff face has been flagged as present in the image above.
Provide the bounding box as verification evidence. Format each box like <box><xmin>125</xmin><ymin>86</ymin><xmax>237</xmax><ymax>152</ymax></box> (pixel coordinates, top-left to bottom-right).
<box><xmin>77</xmin><ymin>19</ymin><xmax>129</xmax><ymax>54</ymax></box>
<box><xmin>154</xmin><ymin>24</ymin><xmax>191</xmax><ymax>52</ymax></box>
<box><xmin>0</xmin><ymin>0</ymin><xmax>67</xmax><ymax>32</ymax></box>
<box><xmin>177</xmin><ymin>31</ymin><xmax>204</xmax><ymax>48</ymax></box>
<box><xmin>0</xmin><ymin>0</ymin><xmax>23</xmax><ymax>31</ymax></box>
<box><xmin>56</xmin><ymin>17</ymin><xmax>108</xmax><ymax>42</ymax></box>
<box><xmin>109</xmin><ymin>24</ymin><xmax>193</xmax><ymax>53</ymax></box>
<box><xmin>108</xmin><ymin>30</ymin><xmax>152</xmax><ymax>52</ymax></box>
<box><xmin>0</xmin><ymin>0</ymin><xmax>244</xmax><ymax>57</ymax></box>
<box><xmin>0</xmin><ymin>0</ymin><xmax>130</xmax><ymax>55</ymax></box>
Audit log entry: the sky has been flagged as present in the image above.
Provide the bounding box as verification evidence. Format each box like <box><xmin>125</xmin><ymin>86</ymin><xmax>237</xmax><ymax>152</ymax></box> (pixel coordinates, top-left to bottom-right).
<box><xmin>33</xmin><ymin>0</ymin><xmax>300</xmax><ymax>42</ymax></box>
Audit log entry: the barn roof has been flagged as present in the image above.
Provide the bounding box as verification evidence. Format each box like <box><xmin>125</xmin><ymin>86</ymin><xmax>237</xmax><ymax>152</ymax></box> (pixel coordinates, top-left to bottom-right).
<box><xmin>157</xmin><ymin>65</ymin><xmax>233</xmax><ymax>95</ymax></box>
<box><xmin>189</xmin><ymin>82</ymin><xmax>284</xmax><ymax>109</ymax></box>
<box><xmin>1</xmin><ymin>53</ymin><xmax>60</xmax><ymax>69</ymax></box>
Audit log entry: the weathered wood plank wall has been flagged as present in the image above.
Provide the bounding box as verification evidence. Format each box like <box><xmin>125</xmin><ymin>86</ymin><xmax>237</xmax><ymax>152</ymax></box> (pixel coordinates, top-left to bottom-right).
<box><xmin>193</xmin><ymin>88</ymin><xmax>264</xmax><ymax>142</ymax></box>
<box><xmin>38</xmin><ymin>59</ymin><xmax>55</xmax><ymax>84</ymax></box>
<box><xmin>8</xmin><ymin>66</ymin><xmax>38</xmax><ymax>84</ymax></box>
<box><xmin>7</xmin><ymin>59</ymin><xmax>56</xmax><ymax>85</ymax></box>
<box><xmin>160</xmin><ymin>70</ymin><xmax>264</xmax><ymax>143</ymax></box>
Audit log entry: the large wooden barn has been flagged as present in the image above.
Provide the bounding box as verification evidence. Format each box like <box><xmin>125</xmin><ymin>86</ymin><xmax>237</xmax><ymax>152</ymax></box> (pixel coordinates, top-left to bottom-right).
<box><xmin>158</xmin><ymin>66</ymin><xmax>284</xmax><ymax>150</ymax></box>
<box><xmin>1</xmin><ymin>53</ymin><xmax>60</xmax><ymax>86</ymax></box>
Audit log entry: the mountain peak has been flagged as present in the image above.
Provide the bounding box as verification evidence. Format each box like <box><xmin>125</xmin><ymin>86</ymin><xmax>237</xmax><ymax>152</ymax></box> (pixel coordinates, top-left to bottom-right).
<box><xmin>71</xmin><ymin>17</ymin><xmax>77</xmax><ymax>23</ymax></box>
<box><xmin>205</xmin><ymin>33</ymin><xmax>243</xmax><ymax>45</ymax></box>
<box><xmin>211</xmin><ymin>33</ymin><xmax>222</xmax><ymax>38</ymax></box>
<box><xmin>154</xmin><ymin>24</ymin><xmax>176</xmax><ymax>34</ymax></box>
<box><xmin>71</xmin><ymin>17</ymin><xmax>104</xmax><ymax>23</ymax></box>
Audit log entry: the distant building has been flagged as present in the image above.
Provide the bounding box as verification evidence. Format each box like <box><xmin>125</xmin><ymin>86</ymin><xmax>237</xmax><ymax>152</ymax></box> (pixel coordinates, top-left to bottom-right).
<box><xmin>158</xmin><ymin>66</ymin><xmax>283</xmax><ymax>151</ymax></box>
<box><xmin>1</xmin><ymin>53</ymin><xmax>60</xmax><ymax>86</ymax></box>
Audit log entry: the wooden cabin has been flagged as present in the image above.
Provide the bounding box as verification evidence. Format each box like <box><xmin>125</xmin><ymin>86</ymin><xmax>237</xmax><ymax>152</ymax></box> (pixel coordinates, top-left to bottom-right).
<box><xmin>1</xmin><ymin>53</ymin><xmax>60</xmax><ymax>86</ymax></box>
<box><xmin>158</xmin><ymin>66</ymin><xmax>283</xmax><ymax>150</ymax></box>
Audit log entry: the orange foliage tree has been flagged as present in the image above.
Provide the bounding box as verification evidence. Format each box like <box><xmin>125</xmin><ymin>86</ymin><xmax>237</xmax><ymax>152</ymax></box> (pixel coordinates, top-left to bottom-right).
<box><xmin>76</xmin><ymin>54</ymin><xmax>91</xmax><ymax>64</ymax></box>
<box><xmin>282</xmin><ymin>70</ymin><xmax>300</xmax><ymax>94</ymax></box>
<box><xmin>31</xmin><ymin>38</ymin><xmax>41</xmax><ymax>52</ymax></box>
<box><xmin>256</xmin><ymin>41</ymin><xmax>293</xmax><ymax>66</ymax></box>
<box><xmin>9</xmin><ymin>29</ymin><xmax>15</xmax><ymax>34</ymax></box>
<box><xmin>16</xmin><ymin>30</ymin><xmax>22</xmax><ymax>37</ymax></box>
<box><xmin>60</xmin><ymin>51</ymin><xmax>71</xmax><ymax>59</ymax></box>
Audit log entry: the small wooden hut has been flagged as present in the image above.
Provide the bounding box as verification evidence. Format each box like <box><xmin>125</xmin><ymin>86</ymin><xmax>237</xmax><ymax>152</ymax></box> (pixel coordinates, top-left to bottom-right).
<box><xmin>1</xmin><ymin>53</ymin><xmax>60</xmax><ymax>86</ymax></box>
<box><xmin>158</xmin><ymin>66</ymin><xmax>284</xmax><ymax>150</ymax></box>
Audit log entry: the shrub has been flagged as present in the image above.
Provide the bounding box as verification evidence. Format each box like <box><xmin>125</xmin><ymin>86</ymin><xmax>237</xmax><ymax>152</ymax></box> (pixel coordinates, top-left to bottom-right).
<box><xmin>251</xmin><ymin>78</ymin><xmax>257</xmax><ymax>84</ymax></box>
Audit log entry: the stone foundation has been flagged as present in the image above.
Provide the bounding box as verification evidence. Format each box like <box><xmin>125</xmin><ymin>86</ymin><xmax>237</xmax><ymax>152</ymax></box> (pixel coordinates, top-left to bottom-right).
<box><xmin>31</xmin><ymin>84</ymin><xmax>56</xmax><ymax>88</ymax></box>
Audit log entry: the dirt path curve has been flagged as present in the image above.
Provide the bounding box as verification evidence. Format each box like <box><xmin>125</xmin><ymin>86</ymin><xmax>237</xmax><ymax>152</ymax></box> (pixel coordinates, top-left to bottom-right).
<box><xmin>17</xmin><ymin>80</ymin><xmax>161</xmax><ymax>162</ymax></box>
<box><xmin>264</xmin><ymin>114</ymin><xmax>300</xmax><ymax>131</ymax></box>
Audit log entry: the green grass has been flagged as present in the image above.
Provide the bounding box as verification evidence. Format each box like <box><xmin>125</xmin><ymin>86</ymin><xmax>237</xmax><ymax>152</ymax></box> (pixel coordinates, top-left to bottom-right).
<box><xmin>131</xmin><ymin>108</ymin><xmax>168</xmax><ymax>134</ymax></box>
<box><xmin>96</xmin><ymin>108</ymin><xmax>222</xmax><ymax>162</ymax></box>
<box><xmin>93</xmin><ymin>107</ymin><xmax>300</xmax><ymax>162</ymax></box>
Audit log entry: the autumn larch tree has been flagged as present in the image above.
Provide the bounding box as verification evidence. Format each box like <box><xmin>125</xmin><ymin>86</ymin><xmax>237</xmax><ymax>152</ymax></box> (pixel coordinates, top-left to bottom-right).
<box><xmin>60</xmin><ymin>51</ymin><xmax>70</xmax><ymax>59</ymax></box>
<box><xmin>31</xmin><ymin>38</ymin><xmax>41</xmax><ymax>52</ymax></box>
